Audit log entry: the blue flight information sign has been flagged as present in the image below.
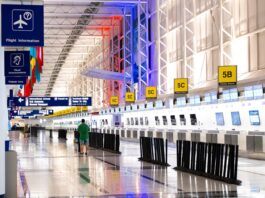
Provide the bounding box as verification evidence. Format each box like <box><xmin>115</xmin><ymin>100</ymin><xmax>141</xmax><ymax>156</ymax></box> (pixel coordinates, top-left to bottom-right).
<box><xmin>4</xmin><ymin>51</ymin><xmax>30</xmax><ymax>76</ymax></box>
<box><xmin>7</xmin><ymin>97</ymin><xmax>92</xmax><ymax>107</ymax></box>
<box><xmin>1</xmin><ymin>4</ymin><xmax>44</xmax><ymax>46</ymax></box>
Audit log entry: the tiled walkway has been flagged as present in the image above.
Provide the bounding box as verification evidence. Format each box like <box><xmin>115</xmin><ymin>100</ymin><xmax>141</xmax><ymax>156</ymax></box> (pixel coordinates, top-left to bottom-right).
<box><xmin>9</xmin><ymin>131</ymin><xmax>265</xmax><ymax>197</ymax></box>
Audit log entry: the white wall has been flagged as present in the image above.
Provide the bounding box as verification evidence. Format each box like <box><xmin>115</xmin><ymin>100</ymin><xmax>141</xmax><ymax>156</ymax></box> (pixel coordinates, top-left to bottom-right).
<box><xmin>0</xmin><ymin>47</ymin><xmax>7</xmax><ymax>195</ymax></box>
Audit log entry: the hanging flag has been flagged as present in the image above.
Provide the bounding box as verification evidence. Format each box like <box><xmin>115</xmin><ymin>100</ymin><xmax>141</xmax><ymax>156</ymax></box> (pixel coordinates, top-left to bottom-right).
<box><xmin>35</xmin><ymin>60</ymin><xmax>41</xmax><ymax>82</ymax></box>
<box><xmin>30</xmin><ymin>47</ymin><xmax>36</xmax><ymax>58</ymax></box>
<box><xmin>24</xmin><ymin>79</ymin><xmax>31</xmax><ymax>97</ymax></box>
<box><xmin>37</xmin><ymin>47</ymin><xmax>43</xmax><ymax>73</ymax></box>
<box><xmin>30</xmin><ymin>55</ymin><xmax>36</xmax><ymax>75</ymax></box>
<box><xmin>17</xmin><ymin>84</ymin><xmax>24</xmax><ymax>97</ymax></box>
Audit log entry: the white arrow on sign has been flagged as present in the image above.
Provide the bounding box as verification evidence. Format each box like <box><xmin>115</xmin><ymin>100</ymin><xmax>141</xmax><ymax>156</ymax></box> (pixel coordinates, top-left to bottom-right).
<box><xmin>18</xmin><ymin>98</ymin><xmax>24</xmax><ymax>103</ymax></box>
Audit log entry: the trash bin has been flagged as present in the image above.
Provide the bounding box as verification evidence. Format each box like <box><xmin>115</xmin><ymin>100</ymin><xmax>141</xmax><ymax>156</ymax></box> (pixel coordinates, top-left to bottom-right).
<box><xmin>5</xmin><ymin>140</ymin><xmax>11</xmax><ymax>151</ymax></box>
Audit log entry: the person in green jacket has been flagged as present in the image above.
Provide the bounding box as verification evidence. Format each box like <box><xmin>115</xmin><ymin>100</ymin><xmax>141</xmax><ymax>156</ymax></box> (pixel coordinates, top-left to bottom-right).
<box><xmin>78</xmin><ymin>119</ymin><xmax>90</xmax><ymax>155</ymax></box>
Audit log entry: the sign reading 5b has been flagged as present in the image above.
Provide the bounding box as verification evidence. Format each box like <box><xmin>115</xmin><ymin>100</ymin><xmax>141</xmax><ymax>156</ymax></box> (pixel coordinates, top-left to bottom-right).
<box><xmin>218</xmin><ymin>66</ymin><xmax>237</xmax><ymax>86</ymax></box>
<box><xmin>146</xmin><ymin>86</ymin><xmax>157</xmax><ymax>99</ymax></box>
<box><xmin>110</xmin><ymin>96</ymin><xmax>119</xmax><ymax>106</ymax></box>
<box><xmin>125</xmin><ymin>92</ymin><xmax>135</xmax><ymax>103</ymax></box>
<box><xmin>174</xmin><ymin>78</ymin><xmax>188</xmax><ymax>94</ymax></box>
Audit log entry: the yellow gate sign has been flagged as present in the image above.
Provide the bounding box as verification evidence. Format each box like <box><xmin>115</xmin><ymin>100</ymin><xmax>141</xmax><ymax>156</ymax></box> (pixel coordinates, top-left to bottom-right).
<box><xmin>218</xmin><ymin>65</ymin><xmax>237</xmax><ymax>86</ymax></box>
<box><xmin>125</xmin><ymin>92</ymin><xmax>135</xmax><ymax>103</ymax></box>
<box><xmin>146</xmin><ymin>86</ymin><xmax>157</xmax><ymax>99</ymax></box>
<box><xmin>110</xmin><ymin>96</ymin><xmax>119</xmax><ymax>106</ymax></box>
<box><xmin>174</xmin><ymin>78</ymin><xmax>188</xmax><ymax>94</ymax></box>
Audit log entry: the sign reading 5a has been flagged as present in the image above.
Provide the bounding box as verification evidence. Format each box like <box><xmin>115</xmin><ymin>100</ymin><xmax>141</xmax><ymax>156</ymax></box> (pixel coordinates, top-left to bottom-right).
<box><xmin>174</xmin><ymin>78</ymin><xmax>188</xmax><ymax>94</ymax></box>
<box><xmin>218</xmin><ymin>66</ymin><xmax>237</xmax><ymax>86</ymax></box>
<box><xmin>146</xmin><ymin>86</ymin><xmax>157</xmax><ymax>99</ymax></box>
<box><xmin>110</xmin><ymin>96</ymin><xmax>119</xmax><ymax>106</ymax></box>
<box><xmin>125</xmin><ymin>92</ymin><xmax>135</xmax><ymax>103</ymax></box>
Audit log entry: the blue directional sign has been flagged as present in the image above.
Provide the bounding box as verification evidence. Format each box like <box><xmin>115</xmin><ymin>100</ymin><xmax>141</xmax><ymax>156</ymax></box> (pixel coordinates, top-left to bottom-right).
<box><xmin>5</xmin><ymin>76</ymin><xmax>27</xmax><ymax>85</ymax></box>
<box><xmin>71</xmin><ymin>97</ymin><xmax>92</xmax><ymax>106</ymax></box>
<box><xmin>47</xmin><ymin>110</ymin><xmax>54</xmax><ymax>115</ymax></box>
<box><xmin>5</xmin><ymin>51</ymin><xmax>30</xmax><ymax>76</ymax></box>
<box><xmin>8</xmin><ymin>97</ymin><xmax>26</xmax><ymax>107</ymax></box>
<box><xmin>7</xmin><ymin>97</ymin><xmax>92</xmax><ymax>107</ymax></box>
<box><xmin>1</xmin><ymin>4</ymin><xmax>44</xmax><ymax>46</ymax></box>
<box><xmin>28</xmin><ymin>97</ymin><xmax>70</xmax><ymax>107</ymax></box>
<box><xmin>10</xmin><ymin>109</ymin><xmax>52</xmax><ymax>117</ymax></box>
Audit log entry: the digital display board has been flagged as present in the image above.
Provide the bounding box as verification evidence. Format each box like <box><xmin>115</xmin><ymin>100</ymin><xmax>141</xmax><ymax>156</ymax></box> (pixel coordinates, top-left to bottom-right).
<box><xmin>249</xmin><ymin>110</ymin><xmax>260</xmax><ymax>126</ymax></box>
<box><xmin>216</xmin><ymin>112</ymin><xmax>225</xmax><ymax>126</ymax></box>
<box><xmin>231</xmin><ymin>111</ymin><xmax>241</xmax><ymax>126</ymax></box>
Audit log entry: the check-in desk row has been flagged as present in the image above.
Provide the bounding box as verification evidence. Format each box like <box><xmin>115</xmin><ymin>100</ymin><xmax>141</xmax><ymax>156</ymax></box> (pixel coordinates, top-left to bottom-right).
<box><xmin>93</xmin><ymin>127</ymin><xmax>265</xmax><ymax>154</ymax></box>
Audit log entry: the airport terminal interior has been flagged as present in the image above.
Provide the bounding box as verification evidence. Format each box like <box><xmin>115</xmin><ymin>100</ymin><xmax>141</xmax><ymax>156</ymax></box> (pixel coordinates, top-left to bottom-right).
<box><xmin>1</xmin><ymin>0</ymin><xmax>265</xmax><ymax>197</ymax></box>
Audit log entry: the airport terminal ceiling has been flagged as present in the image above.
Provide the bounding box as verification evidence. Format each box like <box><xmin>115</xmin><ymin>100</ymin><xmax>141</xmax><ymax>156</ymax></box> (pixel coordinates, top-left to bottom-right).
<box><xmin>7</xmin><ymin>0</ymin><xmax>265</xmax><ymax>108</ymax></box>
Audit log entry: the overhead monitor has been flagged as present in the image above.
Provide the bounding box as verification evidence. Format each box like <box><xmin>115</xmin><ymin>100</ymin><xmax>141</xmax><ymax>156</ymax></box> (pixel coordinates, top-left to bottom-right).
<box><xmin>155</xmin><ymin>116</ymin><xmax>160</xmax><ymax>126</ymax></box>
<box><xmin>140</xmin><ymin>117</ymin><xmax>144</xmax><ymax>125</ymax></box>
<box><xmin>249</xmin><ymin>110</ymin><xmax>260</xmax><ymax>126</ymax></box>
<box><xmin>231</xmin><ymin>111</ymin><xmax>241</xmax><ymax>126</ymax></box>
<box><xmin>162</xmin><ymin>116</ymin><xmax>168</xmax><ymax>125</ymax></box>
<box><xmin>253</xmin><ymin>85</ymin><xmax>263</xmax><ymax>98</ymax></box>
<box><xmin>216</xmin><ymin>112</ymin><xmax>225</xmax><ymax>126</ymax></box>
<box><xmin>170</xmin><ymin>115</ymin><xmax>176</xmax><ymax>126</ymax></box>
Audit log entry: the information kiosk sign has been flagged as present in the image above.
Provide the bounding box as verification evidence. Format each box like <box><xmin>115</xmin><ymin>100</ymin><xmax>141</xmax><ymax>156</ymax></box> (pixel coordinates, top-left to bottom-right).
<box><xmin>110</xmin><ymin>96</ymin><xmax>119</xmax><ymax>106</ymax></box>
<box><xmin>218</xmin><ymin>65</ymin><xmax>237</xmax><ymax>86</ymax></box>
<box><xmin>174</xmin><ymin>78</ymin><xmax>188</xmax><ymax>94</ymax></box>
<box><xmin>1</xmin><ymin>4</ymin><xmax>44</xmax><ymax>46</ymax></box>
<box><xmin>145</xmin><ymin>86</ymin><xmax>157</xmax><ymax>99</ymax></box>
<box><xmin>125</xmin><ymin>92</ymin><xmax>135</xmax><ymax>103</ymax></box>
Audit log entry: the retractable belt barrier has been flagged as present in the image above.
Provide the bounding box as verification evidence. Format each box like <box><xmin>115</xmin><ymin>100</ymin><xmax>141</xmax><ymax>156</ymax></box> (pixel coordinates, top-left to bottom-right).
<box><xmin>139</xmin><ymin>137</ymin><xmax>169</xmax><ymax>166</ymax></box>
<box><xmin>89</xmin><ymin>132</ymin><xmax>120</xmax><ymax>154</ymax></box>
<box><xmin>174</xmin><ymin>140</ymin><xmax>241</xmax><ymax>185</ymax></box>
<box><xmin>29</xmin><ymin>126</ymin><xmax>45</xmax><ymax>137</ymax></box>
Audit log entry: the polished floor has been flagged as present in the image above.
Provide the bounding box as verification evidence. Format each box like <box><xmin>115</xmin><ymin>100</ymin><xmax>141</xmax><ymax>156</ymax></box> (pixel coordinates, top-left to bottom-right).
<box><xmin>9</xmin><ymin>130</ymin><xmax>265</xmax><ymax>198</ymax></box>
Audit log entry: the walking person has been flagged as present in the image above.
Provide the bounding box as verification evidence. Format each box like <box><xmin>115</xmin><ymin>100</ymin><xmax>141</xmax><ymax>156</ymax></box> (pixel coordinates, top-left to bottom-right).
<box><xmin>78</xmin><ymin>119</ymin><xmax>90</xmax><ymax>155</ymax></box>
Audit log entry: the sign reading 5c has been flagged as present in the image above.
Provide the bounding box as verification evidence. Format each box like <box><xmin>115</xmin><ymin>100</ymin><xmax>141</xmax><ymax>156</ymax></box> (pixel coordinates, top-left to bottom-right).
<box><xmin>146</xmin><ymin>86</ymin><xmax>157</xmax><ymax>99</ymax></box>
<box><xmin>125</xmin><ymin>92</ymin><xmax>135</xmax><ymax>102</ymax></box>
<box><xmin>110</xmin><ymin>96</ymin><xmax>119</xmax><ymax>106</ymax></box>
<box><xmin>218</xmin><ymin>66</ymin><xmax>237</xmax><ymax>86</ymax></box>
<box><xmin>174</xmin><ymin>78</ymin><xmax>188</xmax><ymax>94</ymax></box>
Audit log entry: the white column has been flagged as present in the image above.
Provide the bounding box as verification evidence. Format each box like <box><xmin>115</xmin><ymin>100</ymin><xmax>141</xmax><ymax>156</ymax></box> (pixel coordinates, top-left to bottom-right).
<box><xmin>0</xmin><ymin>46</ymin><xmax>7</xmax><ymax>195</ymax></box>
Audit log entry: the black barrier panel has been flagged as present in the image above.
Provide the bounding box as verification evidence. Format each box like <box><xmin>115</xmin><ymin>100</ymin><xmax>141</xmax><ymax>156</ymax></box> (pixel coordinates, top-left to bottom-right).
<box><xmin>89</xmin><ymin>132</ymin><xmax>120</xmax><ymax>154</ymax></box>
<box><xmin>115</xmin><ymin>135</ymin><xmax>120</xmax><ymax>152</ymax></box>
<box><xmin>174</xmin><ymin>140</ymin><xmax>241</xmax><ymax>185</ymax></box>
<box><xmin>58</xmin><ymin>129</ymin><xmax>67</xmax><ymax>139</ymax></box>
<box><xmin>139</xmin><ymin>137</ymin><xmax>169</xmax><ymax>166</ymax></box>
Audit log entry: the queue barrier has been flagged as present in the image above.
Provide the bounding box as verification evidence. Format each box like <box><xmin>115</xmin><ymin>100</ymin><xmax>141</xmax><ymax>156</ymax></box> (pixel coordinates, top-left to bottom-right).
<box><xmin>139</xmin><ymin>137</ymin><xmax>169</xmax><ymax>166</ymax></box>
<box><xmin>89</xmin><ymin>132</ymin><xmax>120</xmax><ymax>154</ymax></box>
<box><xmin>174</xmin><ymin>140</ymin><xmax>241</xmax><ymax>185</ymax></box>
<box><xmin>58</xmin><ymin>129</ymin><xmax>67</xmax><ymax>139</ymax></box>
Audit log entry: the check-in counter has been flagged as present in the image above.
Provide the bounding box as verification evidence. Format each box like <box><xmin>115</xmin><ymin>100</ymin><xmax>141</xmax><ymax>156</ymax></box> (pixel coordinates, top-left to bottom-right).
<box><xmin>225</xmin><ymin>131</ymin><xmax>240</xmax><ymax>145</ymax></box>
<box><xmin>191</xmin><ymin>130</ymin><xmax>201</xmax><ymax>142</ymax></box>
<box><xmin>246</xmin><ymin>131</ymin><xmax>265</xmax><ymax>153</ymax></box>
<box><xmin>166</xmin><ymin>131</ymin><xmax>174</xmax><ymax>143</ymax></box>
<box><xmin>177</xmin><ymin>130</ymin><xmax>187</xmax><ymax>141</ymax></box>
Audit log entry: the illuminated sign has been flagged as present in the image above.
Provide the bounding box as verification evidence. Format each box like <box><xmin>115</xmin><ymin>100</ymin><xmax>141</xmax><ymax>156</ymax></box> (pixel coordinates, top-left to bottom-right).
<box><xmin>145</xmin><ymin>86</ymin><xmax>157</xmax><ymax>99</ymax></box>
<box><xmin>174</xmin><ymin>78</ymin><xmax>188</xmax><ymax>94</ymax></box>
<box><xmin>218</xmin><ymin>65</ymin><xmax>237</xmax><ymax>86</ymax></box>
<box><xmin>110</xmin><ymin>96</ymin><xmax>119</xmax><ymax>106</ymax></box>
<box><xmin>125</xmin><ymin>92</ymin><xmax>135</xmax><ymax>103</ymax></box>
